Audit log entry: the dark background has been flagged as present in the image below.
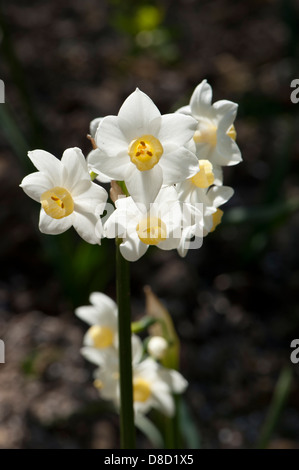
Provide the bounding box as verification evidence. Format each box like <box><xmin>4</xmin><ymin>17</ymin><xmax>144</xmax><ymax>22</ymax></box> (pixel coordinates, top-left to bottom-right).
<box><xmin>0</xmin><ymin>0</ymin><xmax>299</xmax><ymax>449</ymax></box>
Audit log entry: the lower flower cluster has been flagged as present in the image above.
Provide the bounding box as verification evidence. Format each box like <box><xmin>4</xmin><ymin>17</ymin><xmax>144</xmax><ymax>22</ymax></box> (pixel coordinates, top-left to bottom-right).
<box><xmin>75</xmin><ymin>292</ymin><xmax>188</xmax><ymax>418</ymax></box>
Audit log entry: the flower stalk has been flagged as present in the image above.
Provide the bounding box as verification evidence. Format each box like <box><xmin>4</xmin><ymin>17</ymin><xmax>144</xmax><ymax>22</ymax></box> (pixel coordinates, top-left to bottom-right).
<box><xmin>116</xmin><ymin>237</ymin><xmax>136</xmax><ymax>449</ymax></box>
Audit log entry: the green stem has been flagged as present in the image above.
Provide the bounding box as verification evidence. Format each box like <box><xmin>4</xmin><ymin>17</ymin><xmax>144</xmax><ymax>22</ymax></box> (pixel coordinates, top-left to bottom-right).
<box><xmin>116</xmin><ymin>239</ymin><xmax>136</xmax><ymax>449</ymax></box>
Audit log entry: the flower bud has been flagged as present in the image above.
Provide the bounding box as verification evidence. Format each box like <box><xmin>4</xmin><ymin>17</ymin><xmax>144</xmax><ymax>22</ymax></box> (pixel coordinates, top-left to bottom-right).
<box><xmin>147</xmin><ymin>336</ymin><xmax>168</xmax><ymax>360</ymax></box>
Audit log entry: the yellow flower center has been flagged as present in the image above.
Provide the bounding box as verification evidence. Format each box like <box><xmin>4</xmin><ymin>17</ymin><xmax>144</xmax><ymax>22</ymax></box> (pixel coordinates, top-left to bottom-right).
<box><xmin>40</xmin><ymin>186</ymin><xmax>74</xmax><ymax>219</ymax></box>
<box><xmin>191</xmin><ymin>159</ymin><xmax>215</xmax><ymax>188</ymax></box>
<box><xmin>88</xmin><ymin>325</ymin><xmax>114</xmax><ymax>348</ymax></box>
<box><xmin>133</xmin><ymin>378</ymin><xmax>151</xmax><ymax>402</ymax></box>
<box><xmin>93</xmin><ymin>379</ymin><xmax>103</xmax><ymax>390</ymax></box>
<box><xmin>128</xmin><ymin>135</ymin><xmax>163</xmax><ymax>171</ymax></box>
<box><xmin>227</xmin><ymin>124</ymin><xmax>237</xmax><ymax>141</ymax></box>
<box><xmin>210</xmin><ymin>209</ymin><xmax>223</xmax><ymax>232</ymax></box>
<box><xmin>194</xmin><ymin>122</ymin><xmax>217</xmax><ymax>147</ymax></box>
<box><xmin>136</xmin><ymin>216</ymin><xmax>167</xmax><ymax>245</ymax></box>
<box><xmin>193</xmin><ymin>123</ymin><xmax>237</xmax><ymax>146</ymax></box>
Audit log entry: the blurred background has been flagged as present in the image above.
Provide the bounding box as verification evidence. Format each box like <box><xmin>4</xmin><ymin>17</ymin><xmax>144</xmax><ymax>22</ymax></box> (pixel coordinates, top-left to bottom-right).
<box><xmin>0</xmin><ymin>0</ymin><xmax>299</xmax><ymax>449</ymax></box>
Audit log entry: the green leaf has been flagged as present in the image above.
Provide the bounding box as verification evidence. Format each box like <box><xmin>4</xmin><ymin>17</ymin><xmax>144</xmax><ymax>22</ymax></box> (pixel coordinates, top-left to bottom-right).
<box><xmin>178</xmin><ymin>398</ymin><xmax>201</xmax><ymax>449</ymax></box>
<box><xmin>257</xmin><ymin>366</ymin><xmax>293</xmax><ymax>449</ymax></box>
<box><xmin>131</xmin><ymin>316</ymin><xmax>158</xmax><ymax>334</ymax></box>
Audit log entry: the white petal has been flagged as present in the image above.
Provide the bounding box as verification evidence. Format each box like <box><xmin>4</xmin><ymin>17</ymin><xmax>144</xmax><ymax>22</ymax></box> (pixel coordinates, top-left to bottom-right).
<box><xmin>72</xmin><ymin>211</ymin><xmax>101</xmax><ymax>244</ymax></box>
<box><xmin>75</xmin><ymin>305</ymin><xmax>116</xmax><ymax>328</ymax></box>
<box><xmin>39</xmin><ymin>210</ymin><xmax>73</xmax><ymax>235</ymax></box>
<box><xmin>190</xmin><ymin>80</ymin><xmax>213</xmax><ymax>118</ymax></box>
<box><xmin>158</xmin><ymin>113</ymin><xmax>197</xmax><ymax>146</ymax></box>
<box><xmin>61</xmin><ymin>148</ymin><xmax>90</xmax><ymax>189</ymax></box>
<box><xmin>152</xmin><ymin>391</ymin><xmax>175</xmax><ymax>417</ymax></box>
<box><xmin>213</xmin><ymin>164</ymin><xmax>223</xmax><ymax>185</ymax></box>
<box><xmin>214</xmin><ymin>100</ymin><xmax>238</xmax><ymax>131</ymax></box>
<box><xmin>89</xmin><ymin>150</ymin><xmax>130</xmax><ymax>180</ymax></box>
<box><xmin>120</xmin><ymin>233</ymin><xmax>148</xmax><ymax>262</ymax></box>
<box><xmin>80</xmin><ymin>346</ymin><xmax>107</xmax><ymax>366</ymax></box>
<box><xmin>194</xmin><ymin>141</ymin><xmax>213</xmax><ymax>160</ymax></box>
<box><xmin>175</xmin><ymin>105</ymin><xmax>191</xmax><ymax>115</ymax></box>
<box><xmin>73</xmin><ymin>182</ymin><xmax>107</xmax><ymax>214</ymax></box>
<box><xmin>155</xmin><ymin>185</ymin><xmax>180</xmax><ymax>205</ymax></box>
<box><xmin>87</xmin><ymin>150</ymin><xmax>112</xmax><ymax>183</ymax></box>
<box><xmin>82</xmin><ymin>330</ymin><xmax>94</xmax><ymax>347</ymax></box>
<box><xmin>28</xmin><ymin>150</ymin><xmax>64</xmax><ymax>186</ymax></box>
<box><xmin>20</xmin><ymin>172</ymin><xmax>52</xmax><ymax>202</ymax></box>
<box><xmin>104</xmin><ymin>205</ymin><xmax>129</xmax><ymax>240</ymax></box>
<box><xmin>159</xmin><ymin>144</ymin><xmax>198</xmax><ymax>185</ymax></box>
<box><xmin>207</xmin><ymin>185</ymin><xmax>234</xmax><ymax>207</ymax></box>
<box><xmin>125</xmin><ymin>164</ymin><xmax>163</xmax><ymax>207</ymax></box>
<box><xmin>75</xmin><ymin>305</ymin><xmax>101</xmax><ymax>325</ymax></box>
<box><xmin>95</xmin><ymin>115</ymin><xmax>128</xmax><ymax>157</ymax></box>
<box><xmin>158</xmin><ymin>368</ymin><xmax>188</xmax><ymax>394</ymax></box>
<box><xmin>134</xmin><ymin>401</ymin><xmax>153</xmax><ymax>417</ymax></box>
<box><xmin>135</xmin><ymin>357</ymin><xmax>158</xmax><ymax>378</ymax></box>
<box><xmin>214</xmin><ymin>134</ymin><xmax>242</xmax><ymax>166</ymax></box>
<box><xmin>89</xmin><ymin>292</ymin><xmax>117</xmax><ymax>312</ymax></box>
<box><xmin>89</xmin><ymin>117</ymin><xmax>103</xmax><ymax>138</ymax></box>
<box><xmin>117</xmin><ymin>88</ymin><xmax>161</xmax><ymax>141</ymax></box>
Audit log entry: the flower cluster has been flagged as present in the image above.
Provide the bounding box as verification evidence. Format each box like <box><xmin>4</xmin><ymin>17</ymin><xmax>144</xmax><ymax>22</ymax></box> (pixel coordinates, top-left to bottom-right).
<box><xmin>75</xmin><ymin>292</ymin><xmax>188</xmax><ymax>418</ymax></box>
<box><xmin>20</xmin><ymin>81</ymin><xmax>242</xmax><ymax>261</ymax></box>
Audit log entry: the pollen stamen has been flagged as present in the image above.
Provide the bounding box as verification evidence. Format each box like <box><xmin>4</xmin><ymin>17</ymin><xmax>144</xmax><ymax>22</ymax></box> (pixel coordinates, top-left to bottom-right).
<box><xmin>128</xmin><ymin>134</ymin><xmax>163</xmax><ymax>171</ymax></box>
<box><xmin>41</xmin><ymin>186</ymin><xmax>74</xmax><ymax>219</ymax></box>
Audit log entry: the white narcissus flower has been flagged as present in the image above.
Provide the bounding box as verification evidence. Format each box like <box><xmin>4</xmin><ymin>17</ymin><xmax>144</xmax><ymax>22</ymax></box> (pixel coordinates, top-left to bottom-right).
<box><xmin>83</xmin><ymin>334</ymin><xmax>144</xmax><ymax>401</ymax></box>
<box><xmin>93</xmin><ymin>345</ymin><xmax>188</xmax><ymax>418</ymax></box>
<box><xmin>20</xmin><ymin>148</ymin><xmax>108</xmax><ymax>244</ymax></box>
<box><xmin>88</xmin><ymin>88</ymin><xmax>199</xmax><ymax>206</ymax></box>
<box><xmin>131</xmin><ymin>358</ymin><xmax>188</xmax><ymax>417</ymax></box>
<box><xmin>176</xmin><ymin>180</ymin><xmax>234</xmax><ymax>257</ymax></box>
<box><xmin>176</xmin><ymin>166</ymin><xmax>234</xmax><ymax>257</ymax></box>
<box><xmin>203</xmin><ymin>185</ymin><xmax>234</xmax><ymax>233</ymax></box>
<box><xmin>176</xmin><ymin>79</ymin><xmax>242</xmax><ymax>169</ymax></box>
<box><xmin>105</xmin><ymin>186</ymin><xmax>184</xmax><ymax>262</ymax></box>
<box><xmin>75</xmin><ymin>292</ymin><xmax>118</xmax><ymax>352</ymax></box>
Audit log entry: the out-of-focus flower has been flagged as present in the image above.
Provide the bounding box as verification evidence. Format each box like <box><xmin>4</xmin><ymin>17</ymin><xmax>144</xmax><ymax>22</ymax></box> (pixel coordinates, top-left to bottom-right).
<box><xmin>83</xmin><ymin>334</ymin><xmax>144</xmax><ymax>399</ymax></box>
<box><xmin>131</xmin><ymin>357</ymin><xmax>188</xmax><ymax>417</ymax></box>
<box><xmin>93</xmin><ymin>346</ymin><xmax>188</xmax><ymax>417</ymax></box>
<box><xmin>20</xmin><ymin>148</ymin><xmax>107</xmax><ymax>244</ymax></box>
<box><xmin>88</xmin><ymin>88</ymin><xmax>199</xmax><ymax>206</ymax></box>
<box><xmin>176</xmin><ymin>79</ymin><xmax>242</xmax><ymax>169</ymax></box>
<box><xmin>75</xmin><ymin>292</ymin><xmax>118</xmax><ymax>352</ymax></box>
